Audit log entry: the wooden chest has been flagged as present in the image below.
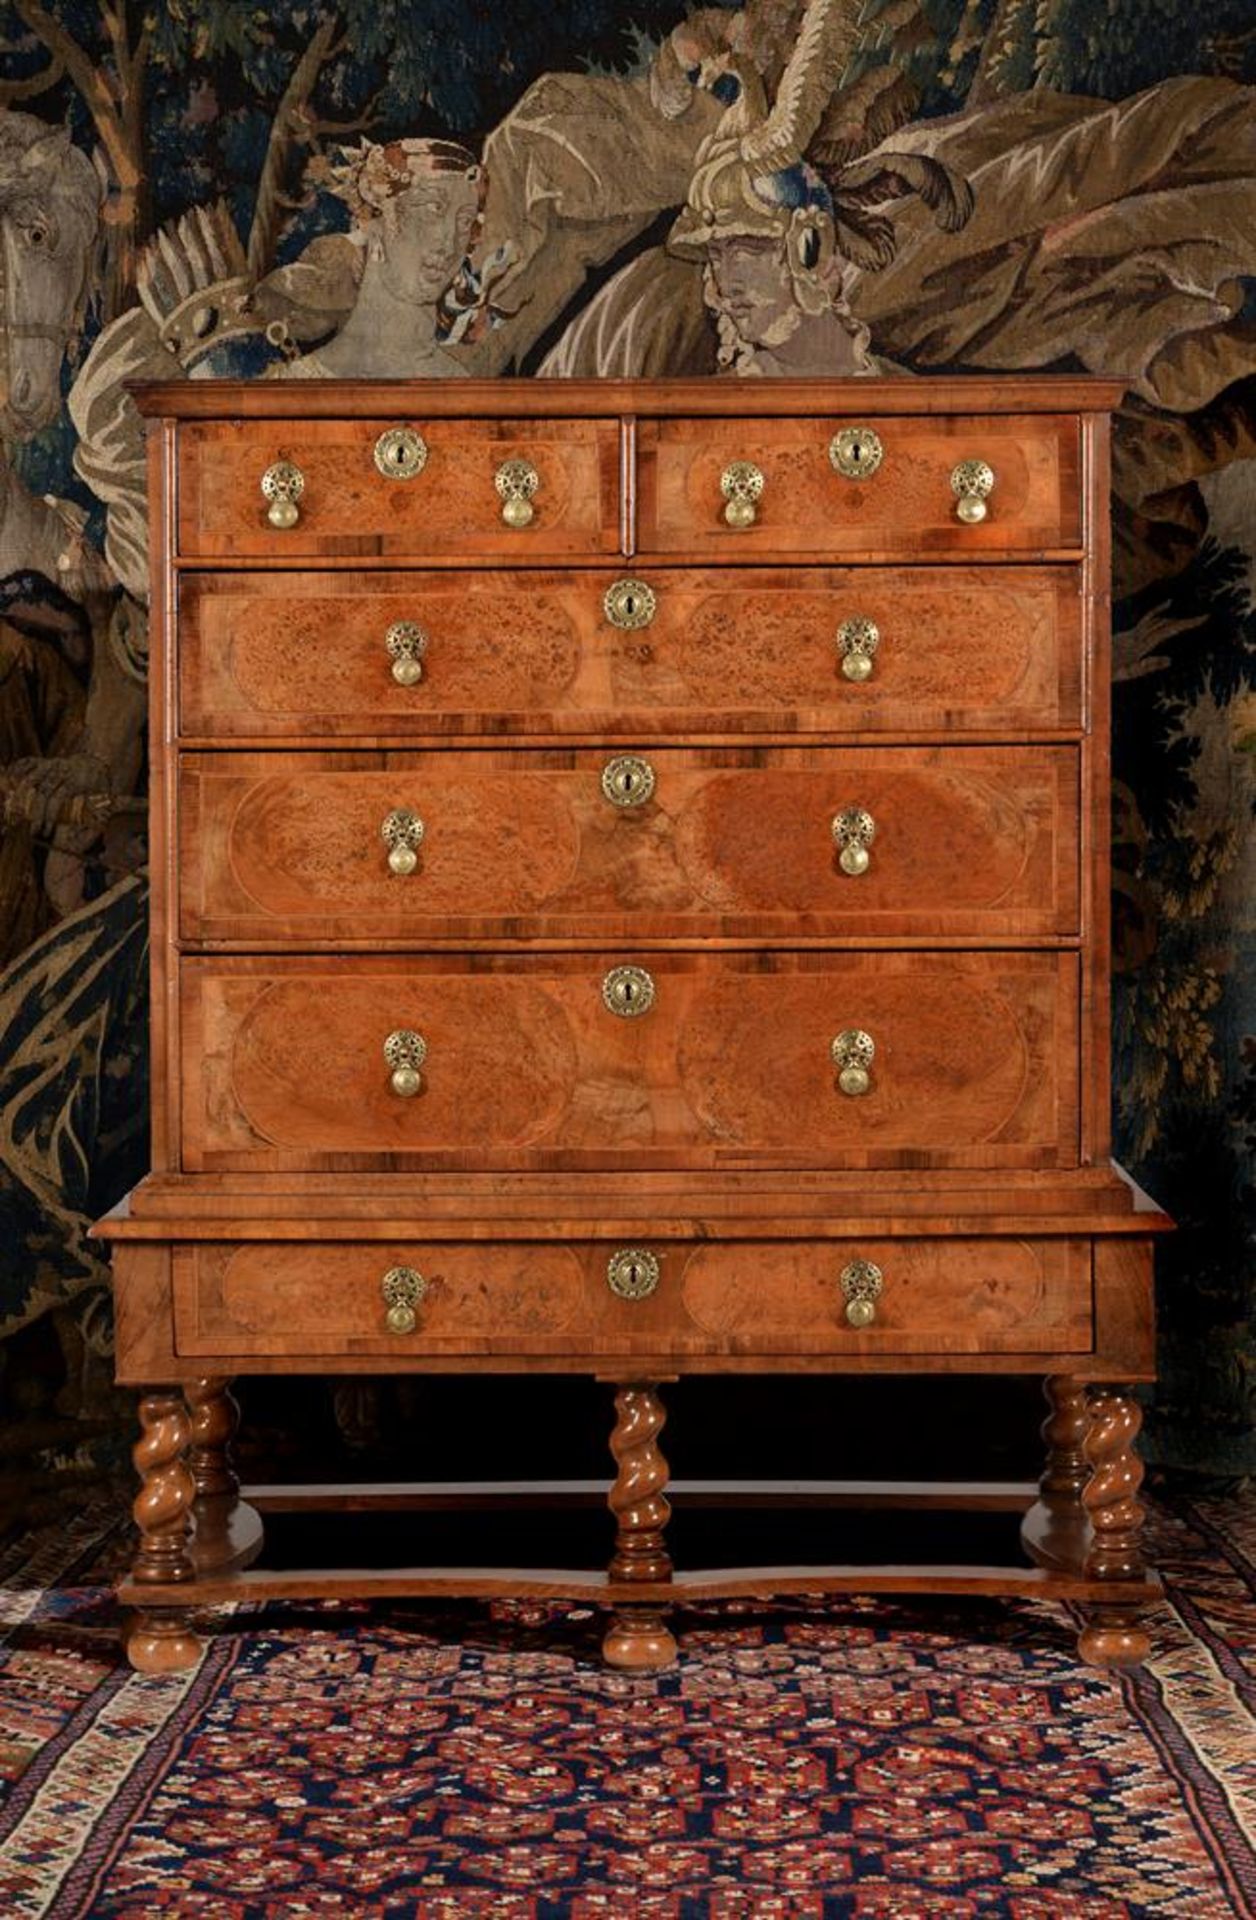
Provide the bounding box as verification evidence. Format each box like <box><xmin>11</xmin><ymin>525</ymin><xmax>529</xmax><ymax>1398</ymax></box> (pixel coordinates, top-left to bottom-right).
<box><xmin>98</xmin><ymin>378</ymin><xmax>1168</xmax><ymax>1674</ymax></box>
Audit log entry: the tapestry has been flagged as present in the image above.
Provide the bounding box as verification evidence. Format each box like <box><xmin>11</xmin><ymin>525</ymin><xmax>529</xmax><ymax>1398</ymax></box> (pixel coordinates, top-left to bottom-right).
<box><xmin>0</xmin><ymin>1</ymin><xmax>1253</xmax><ymax>1477</ymax></box>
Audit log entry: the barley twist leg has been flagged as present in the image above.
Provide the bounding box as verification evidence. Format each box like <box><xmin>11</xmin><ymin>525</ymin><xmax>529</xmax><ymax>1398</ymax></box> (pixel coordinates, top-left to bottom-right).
<box><xmin>126</xmin><ymin>1387</ymin><xmax>201</xmax><ymax>1674</ymax></box>
<box><xmin>603</xmin><ymin>1384</ymin><xmax>677</xmax><ymax>1671</ymax></box>
<box><xmin>1078</xmin><ymin>1385</ymin><xmax>1151</xmax><ymax>1668</ymax></box>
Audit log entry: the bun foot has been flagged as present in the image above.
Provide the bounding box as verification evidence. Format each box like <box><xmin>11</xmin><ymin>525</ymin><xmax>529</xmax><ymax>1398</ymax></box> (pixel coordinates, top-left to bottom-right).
<box><xmin>1078</xmin><ymin>1610</ymin><xmax>1150</xmax><ymax>1669</ymax></box>
<box><xmin>602</xmin><ymin>1607</ymin><xmax>678</xmax><ymax>1672</ymax></box>
<box><xmin>124</xmin><ymin>1608</ymin><xmax>203</xmax><ymax>1674</ymax></box>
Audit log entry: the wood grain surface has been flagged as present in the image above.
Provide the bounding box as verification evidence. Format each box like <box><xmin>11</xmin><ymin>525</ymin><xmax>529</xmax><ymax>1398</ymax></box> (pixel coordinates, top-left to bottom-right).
<box><xmin>177</xmin><ymin>417</ymin><xmax>620</xmax><ymax>559</ymax></box>
<box><xmin>176</xmin><ymin>565</ymin><xmax>1083</xmax><ymax>741</ymax></box>
<box><xmin>178</xmin><ymin>744</ymin><xmax>1081</xmax><ymax>944</ymax></box>
<box><xmin>638</xmin><ymin>414</ymin><xmax>1080</xmax><ymax>555</ymax></box>
<box><xmin>172</xmin><ymin>1235</ymin><xmax>1092</xmax><ymax>1359</ymax></box>
<box><xmin>179</xmin><ymin>950</ymin><xmax>1079</xmax><ymax>1172</ymax></box>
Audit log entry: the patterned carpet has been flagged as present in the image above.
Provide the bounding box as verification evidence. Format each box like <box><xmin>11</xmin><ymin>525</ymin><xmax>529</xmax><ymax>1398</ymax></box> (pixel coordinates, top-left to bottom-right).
<box><xmin>0</xmin><ymin>1494</ymin><xmax>1254</xmax><ymax>1918</ymax></box>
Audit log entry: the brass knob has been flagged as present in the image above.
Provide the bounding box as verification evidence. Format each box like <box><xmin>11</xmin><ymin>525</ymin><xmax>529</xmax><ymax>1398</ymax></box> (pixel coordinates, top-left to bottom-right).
<box><xmin>381</xmin><ymin>807</ymin><xmax>425</xmax><ymax>875</ymax></box>
<box><xmin>386</xmin><ymin>621</ymin><xmax>428</xmax><ymax>686</ymax></box>
<box><xmin>836</xmin><ymin>616</ymin><xmax>879</xmax><ymax>682</ymax></box>
<box><xmin>374</xmin><ymin>427</ymin><xmax>428</xmax><ymax>479</ymax></box>
<box><xmin>602</xmin><ymin>965</ymin><xmax>655</xmax><ymax>1018</ymax></box>
<box><xmin>381</xmin><ymin>1265</ymin><xmax>426</xmax><ymax>1335</ymax></box>
<box><xmin>601</xmin><ymin>755</ymin><xmax>655</xmax><ymax>809</ymax></box>
<box><xmin>606</xmin><ymin>1247</ymin><xmax>661</xmax><ymax>1301</ymax></box>
<box><xmin>384</xmin><ymin>1029</ymin><xmax>427</xmax><ymax>1097</ymax></box>
<box><xmin>832</xmin><ymin>1029</ymin><xmax>875</xmax><ymax>1097</ymax></box>
<box><xmin>260</xmin><ymin>460</ymin><xmax>304</xmax><ymax>529</ymax></box>
<box><xmin>829</xmin><ymin>427</ymin><xmax>884</xmax><ymax>480</ymax></box>
<box><xmin>720</xmin><ymin>460</ymin><xmax>763</xmax><ymax>528</ymax></box>
<box><xmin>840</xmin><ymin>1258</ymin><xmax>883</xmax><ymax>1328</ymax></box>
<box><xmin>496</xmin><ymin>458</ymin><xmax>539</xmax><ymax>527</ymax></box>
<box><xmin>832</xmin><ymin>807</ymin><xmax>876</xmax><ymax>877</ymax></box>
<box><xmin>604</xmin><ymin>579</ymin><xmax>656</xmax><ymax>629</ymax></box>
<box><xmin>951</xmin><ymin>458</ymin><xmax>995</xmax><ymax>524</ymax></box>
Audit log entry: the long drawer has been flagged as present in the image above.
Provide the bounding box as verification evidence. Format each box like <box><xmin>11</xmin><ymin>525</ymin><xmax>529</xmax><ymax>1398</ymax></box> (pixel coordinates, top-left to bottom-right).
<box><xmin>637</xmin><ymin>414</ymin><xmax>1081</xmax><ymax>555</ymax></box>
<box><xmin>181</xmin><ymin>952</ymin><xmax>1079</xmax><ymax>1172</ymax></box>
<box><xmin>173</xmin><ymin>1236</ymin><xmax>1093</xmax><ymax>1358</ymax></box>
<box><xmin>176</xmin><ymin>566</ymin><xmax>1083</xmax><ymax>740</ymax></box>
<box><xmin>177</xmin><ymin>417</ymin><xmax>620</xmax><ymax>559</ymax></box>
<box><xmin>178</xmin><ymin>746</ymin><xmax>1081</xmax><ymax>944</ymax></box>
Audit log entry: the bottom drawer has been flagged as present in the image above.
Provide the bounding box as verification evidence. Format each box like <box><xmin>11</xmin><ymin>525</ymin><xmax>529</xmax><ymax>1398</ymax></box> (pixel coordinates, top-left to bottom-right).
<box><xmin>174</xmin><ymin>1237</ymin><xmax>1093</xmax><ymax>1359</ymax></box>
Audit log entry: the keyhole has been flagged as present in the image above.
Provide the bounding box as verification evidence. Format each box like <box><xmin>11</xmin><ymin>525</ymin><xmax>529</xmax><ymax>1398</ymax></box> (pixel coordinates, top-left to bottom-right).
<box><xmin>621</xmin><ymin>980</ymin><xmax>636</xmax><ymax>1006</ymax></box>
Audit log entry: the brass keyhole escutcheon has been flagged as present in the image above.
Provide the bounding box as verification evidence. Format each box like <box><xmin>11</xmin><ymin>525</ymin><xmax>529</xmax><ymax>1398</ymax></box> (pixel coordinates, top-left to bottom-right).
<box><xmin>829</xmin><ymin>427</ymin><xmax>884</xmax><ymax>480</ymax></box>
<box><xmin>604</xmin><ymin>579</ymin><xmax>657</xmax><ymax>630</ymax></box>
<box><xmin>496</xmin><ymin>458</ymin><xmax>540</xmax><ymax>527</ymax></box>
<box><xmin>840</xmin><ymin>1258</ymin><xmax>883</xmax><ymax>1328</ymax></box>
<box><xmin>836</xmin><ymin>616</ymin><xmax>880</xmax><ymax>682</ymax></box>
<box><xmin>381</xmin><ymin>1265</ymin><xmax>427</xmax><ymax>1335</ymax></box>
<box><xmin>602</xmin><ymin>965</ymin><xmax>655</xmax><ymax>1018</ymax></box>
<box><xmin>720</xmin><ymin>460</ymin><xmax>764</xmax><ymax>528</ymax></box>
<box><xmin>606</xmin><ymin>1247</ymin><xmax>661</xmax><ymax>1301</ymax></box>
<box><xmin>374</xmin><ymin>427</ymin><xmax>428</xmax><ymax>479</ymax></box>
<box><xmin>832</xmin><ymin>807</ymin><xmax>876</xmax><ymax>877</ymax></box>
<box><xmin>601</xmin><ymin>755</ymin><xmax>656</xmax><ymax>809</ymax></box>
<box><xmin>832</xmin><ymin>1028</ymin><xmax>875</xmax><ymax>1097</ymax></box>
<box><xmin>260</xmin><ymin>459</ymin><xmax>304</xmax><ymax>529</ymax></box>
<box><xmin>384</xmin><ymin>1028</ymin><xmax>427</xmax><ymax>1097</ymax></box>
<box><xmin>381</xmin><ymin>807</ymin><xmax>425</xmax><ymax>876</ymax></box>
<box><xmin>951</xmin><ymin>458</ymin><xmax>996</xmax><ymax>524</ymax></box>
<box><xmin>386</xmin><ymin>621</ymin><xmax>429</xmax><ymax>686</ymax></box>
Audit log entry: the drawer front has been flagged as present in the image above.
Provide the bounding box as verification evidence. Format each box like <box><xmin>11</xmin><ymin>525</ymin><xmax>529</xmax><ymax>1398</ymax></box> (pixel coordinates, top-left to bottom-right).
<box><xmin>177</xmin><ymin>418</ymin><xmax>620</xmax><ymax>558</ymax></box>
<box><xmin>174</xmin><ymin>1236</ymin><xmax>1092</xmax><ymax>1358</ymax></box>
<box><xmin>639</xmin><ymin>415</ymin><xmax>1080</xmax><ymax>556</ymax></box>
<box><xmin>181</xmin><ymin>953</ymin><xmax>1079</xmax><ymax>1172</ymax></box>
<box><xmin>180</xmin><ymin>746</ymin><xmax>1080</xmax><ymax>943</ymax></box>
<box><xmin>178</xmin><ymin>566</ymin><xmax>1082</xmax><ymax>740</ymax></box>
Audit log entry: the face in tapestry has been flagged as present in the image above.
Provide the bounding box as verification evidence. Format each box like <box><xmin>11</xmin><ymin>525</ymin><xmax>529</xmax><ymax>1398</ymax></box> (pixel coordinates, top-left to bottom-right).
<box><xmin>704</xmin><ymin>235</ymin><xmax>798</xmax><ymax>351</ymax></box>
<box><xmin>374</xmin><ymin>171</ymin><xmax>482</xmax><ymax>304</ymax></box>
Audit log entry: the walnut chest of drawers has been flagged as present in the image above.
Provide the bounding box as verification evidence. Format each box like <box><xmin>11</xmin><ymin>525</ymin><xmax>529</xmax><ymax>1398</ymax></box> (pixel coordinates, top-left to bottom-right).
<box><xmin>99</xmin><ymin>377</ymin><xmax>1169</xmax><ymax>1674</ymax></box>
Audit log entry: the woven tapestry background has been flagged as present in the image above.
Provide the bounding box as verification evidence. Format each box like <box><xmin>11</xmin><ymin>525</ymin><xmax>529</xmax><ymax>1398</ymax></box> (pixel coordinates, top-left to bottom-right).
<box><xmin>1</xmin><ymin>0</ymin><xmax>1253</xmax><ymax>1489</ymax></box>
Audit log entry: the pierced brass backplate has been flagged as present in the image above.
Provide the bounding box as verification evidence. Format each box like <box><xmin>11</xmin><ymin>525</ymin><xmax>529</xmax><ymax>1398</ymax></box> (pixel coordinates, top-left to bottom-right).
<box><xmin>839</xmin><ymin>1257</ymin><xmax>883</xmax><ymax>1328</ymax></box>
<box><xmin>374</xmin><ymin>427</ymin><xmax>428</xmax><ymax>479</ymax></box>
<box><xmin>829</xmin><ymin>427</ymin><xmax>884</xmax><ymax>480</ymax></box>
<box><xmin>604</xmin><ymin>579</ymin><xmax>657</xmax><ymax>630</ymax></box>
<box><xmin>602</xmin><ymin>965</ymin><xmax>655</xmax><ymax>1018</ymax></box>
<box><xmin>606</xmin><ymin>1247</ymin><xmax>661</xmax><ymax>1301</ymax></box>
<box><xmin>381</xmin><ymin>1265</ymin><xmax>427</xmax><ymax>1335</ymax></box>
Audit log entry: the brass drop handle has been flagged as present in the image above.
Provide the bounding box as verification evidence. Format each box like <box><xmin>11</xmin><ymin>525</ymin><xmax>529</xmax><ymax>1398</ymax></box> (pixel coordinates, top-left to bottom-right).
<box><xmin>381</xmin><ymin>1265</ymin><xmax>426</xmax><ymax>1335</ymax></box>
<box><xmin>384</xmin><ymin>1028</ymin><xmax>427</xmax><ymax>1097</ymax></box>
<box><xmin>606</xmin><ymin>1247</ymin><xmax>660</xmax><ymax>1301</ymax></box>
<box><xmin>840</xmin><ymin>1257</ymin><xmax>883</xmax><ymax>1328</ymax></box>
<box><xmin>386</xmin><ymin>621</ymin><xmax>428</xmax><ymax>686</ymax></box>
<box><xmin>832</xmin><ymin>1028</ymin><xmax>875</xmax><ymax>1097</ymax></box>
<box><xmin>260</xmin><ymin>459</ymin><xmax>304</xmax><ymax>529</ymax></box>
<box><xmin>951</xmin><ymin>458</ymin><xmax>996</xmax><ymax>524</ymax></box>
<box><xmin>496</xmin><ymin>458</ymin><xmax>539</xmax><ymax>527</ymax></box>
<box><xmin>836</xmin><ymin>616</ymin><xmax>879</xmax><ymax>682</ymax></box>
<box><xmin>381</xmin><ymin>807</ymin><xmax>425</xmax><ymax>876</ymax></box>
<box><xmin>721</xmin><ymin>460</ymin><xmax>764</xmax><ymax>528</ymax></box>
<box><xmin>602</xmin><ymin>755</ymin><xmax>656</xmax><ymax>808</ymax></box>
<box><xmin>832</xmin><ymin>807</ymin><xmax>876</xmax><ymax>877</ymax></box>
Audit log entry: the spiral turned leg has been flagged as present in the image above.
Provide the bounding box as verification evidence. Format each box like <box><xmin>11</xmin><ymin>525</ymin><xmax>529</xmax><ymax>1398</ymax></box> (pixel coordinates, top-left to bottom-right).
<box><xmin>1041</xmin><ymin>1375</ymin><xmax>1090</xmax><ymax>1505</ymax></box>
<box><xmin>1078</xmin><ymin>1385</ymin><xmax>1150</xmax><ymax>1669</ymax></box>
<box><xmin>126</xmin><ymin>1387</ymin><xmax>201</xmax><ymax>1674</ymax></box>
<box><xmin>603</xmin><ymin>1384</ymin><xmax>677</xmax><ymax>1672</ymax></box>
<box><xmin>186</xmin><ymin>1376</ymin><xmax>240</xmax><ymax>1500</ymax></box>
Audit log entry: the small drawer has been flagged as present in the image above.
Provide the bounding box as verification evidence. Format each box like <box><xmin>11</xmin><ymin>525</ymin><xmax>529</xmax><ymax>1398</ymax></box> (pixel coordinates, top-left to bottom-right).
<box><xmin>638</xmin><ymin>415</ymin><xmax>1081</xmax><ymax>556</ymax></box>
<box><xmin>178</xmin><ymin>744</ymin><xmax>1081</xmax><ymax>945</ymax></box>
<box><xmin>176</xmin><ymin>418</ymin><xmax>620</xmax><ymax>559</ymax></box>
<box><xmin>176</xmin><ymin>565</ymin><xmax>1083</xmax><ymax>740</ymax></box>
<box><xmin>172</xmin><ymin>1236</ymin><xmax>1093</xmax><ymax>1359</ymax></box>
<box><xmin>180</xmin><ymin>951</ymin><xmax>1079</xmax><ymax>1174</ymax></box>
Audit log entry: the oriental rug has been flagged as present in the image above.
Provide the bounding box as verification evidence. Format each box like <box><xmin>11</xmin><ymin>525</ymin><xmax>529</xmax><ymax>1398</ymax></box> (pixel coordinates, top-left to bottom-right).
<box><xmin>1</xmin><ymin>1493</ymin><xmax>1254</xmax><ymax>1918</ymax></box>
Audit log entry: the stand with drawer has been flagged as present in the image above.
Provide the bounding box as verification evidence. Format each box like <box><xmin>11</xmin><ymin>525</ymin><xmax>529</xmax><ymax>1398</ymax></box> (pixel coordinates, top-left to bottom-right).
<box><xmin>98</xmin><ymin>377</ymin><xmax>1169</xmax><ymax>1674</ymax></box>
